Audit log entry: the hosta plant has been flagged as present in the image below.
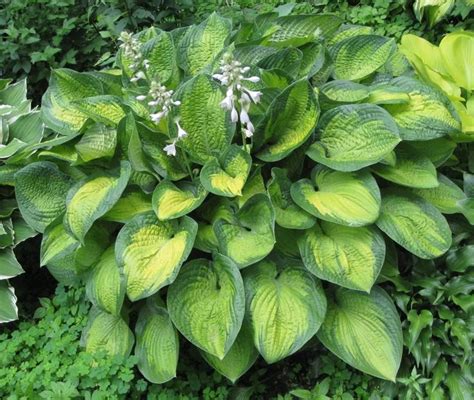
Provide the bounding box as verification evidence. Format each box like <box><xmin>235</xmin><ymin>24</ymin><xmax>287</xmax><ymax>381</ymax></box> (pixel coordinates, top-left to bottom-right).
<box><xmin>0</xmin><ymin>79</ymin><xmax>40</xmax><ymax>322</ymax></box>
<box><xmin>13</xmin><ymin>12</ymin><xmax>473</xmax><ymax>384</ymax></box>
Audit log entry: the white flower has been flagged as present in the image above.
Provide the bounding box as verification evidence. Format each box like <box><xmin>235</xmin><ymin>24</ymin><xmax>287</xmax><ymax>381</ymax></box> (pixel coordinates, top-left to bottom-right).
<box><xmin>136</xmin><ymin>95</ymin><xmax>147</xmax><ymax>101</ymax></box>
<box><xmin>240</xmin><ymin>108</ymin><xmax>250</xmax><ymax>125</ymax></box>
<box><xmin>231</xmin><ymin>107</ymin><xmax>239</xmax><ymax>123</ymax></box>
<box><xmin>242</xmin><ymin>76</ymin><xmax>260</xmax><ymax>83</ymax></box>
<box><xmin>150</xmin><ymin>111</ymin><xmax>165</xmax><ymax>123</ymax></box>
<box><xmin>163</xmin><ymin>141</ymin><xmax>177</xmax><ymax>156</ymax></box>
<box><xmin>220</xmin><ymin>95</ymin><xmax>233</xmax><ymax>110</ymax></box>
<box><xmin>176</xmin><ymin>120</ymin><xmax>188</xmax><ymax>139</ymax></box>
<box><xmin>245</xmin><ymin>89</ymin><xmax>262</xmax><ymax>104</ymax></box>
<box><xmin>243</xmin><ymin>128</ymin><xmax>253</xmax><ymax>138</ymax></box>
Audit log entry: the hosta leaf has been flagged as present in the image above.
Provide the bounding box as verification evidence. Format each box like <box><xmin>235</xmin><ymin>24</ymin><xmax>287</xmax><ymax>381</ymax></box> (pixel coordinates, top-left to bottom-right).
<box><xmin>41</xmin><ymin>69</ymin><xmax>103</xmax><ymax>135</ymax></box>
<box><xmin>384</xmin><ymin>77</ymin><xmax>461</xmax><ymax>140</ymax></box>
<box><xmin>330</xmin><ymin>35</ymin><xmax>396</xmax><ymax>81</ymax></box>
<box><xmin>0</xmin><ymin>281</ymin><xmax>18</xmax><ymax>323</ymax></box>
<box><xmin>265</xmin><ymin>14</ymin><xmax>343</xmax><ymax>47</ymax></box>
<box><xmin>65</xmin><ymin>161</ymin><xmax>131</xmax><ymax>242</ymax></box>
<box><xmin>291</xmin><ymin>166</ymin><xmax>381</xmax><ymax>227</ymax></box>
<box><xmin>81</xmin><ymin>307</ymin><xmax>134</xmax><ymax>356</ymax></box>
<box><xmin>15</xmin><ymin>162</ymin><xmax>72</xmax><ymax>233</ymax></box>
<box><xmin>200</xmin><ymin>145</ymin><xmax>252</xmax><ymax>197</ymax></box>
<box><xmin>298</xmin><ymin>42</ymin><xmax>325</xmax><ymax>79</ymax></box>
<box><xmin>406</xmin><ymin>137</ymin><xmax>456</xmax><ymax>167</ymax></box>
<box><xmin>40</xmin><ymin>219</ymin><xmax>79</xmax><ymax>267</ymax></box>
<box><xmin>371</xmin><ymin>144</ymin><xmax>438</xmax><ymax>188</ymax></box>
<box><xmin>267</xmin><ymin>168</ymin><xmax>316</xmax><ymax>229</ymax></box>
<box><xmin>328</xmin><ymin>24</ymin><xmax>374</xmax><ymax>47</ymax></box>
<box><xmin>317</xmin><ymin>287</ymin><xmax>402</xmax><ymax>381</ymax></box>
<box><xmin>152</xmin><ymin>180</ymin><xmax>207</xmax><ymax>220</ymax></box>
<box><xmin>116</xmin><ymin>212</ymin><xmax>197</xmax><ymax>301</ymax></box>
<box><xmin>201</xmin><ymin>322</ymin><xmax>258</xmax><ymax>383</ymax></box>
<box><xmin>214</xmin><ymin>194</ymin><xmax>275</xmax><ymax>268</ymax></box>
<box><xmin>72</xmin><ymin>95</ymin><xmax>126</xmax><ymax>127</ymax></box>
<box><xmin>243</xmin><ymin>257</ymin><xmax>326</xmax><ymax>363</ymax></box>
<box><xmin>86</xmin><ymin>247</ymin><xmax>125</xmax><ymax>316</ymax></box>
<box><xmin>376</xmin><ymin>190</ymin><xmax>452</xmax><ymax>259</ymax></box>
<box><xmin>307</xmin><ymin>104</ymin><xmax>400</xmax><ymax>171</ymax></box>
<box><xmin>75</xmin><ymin>123</ymin><xmax>117</xmax><ymax>162</ymax></box>
<box><xmin>0</xmin><ymin>249</ymin><xmax>24</xmax><ymax>279</ymax></box>
<box><xmin>104</xmin><ymin>190</ymin><xmax>152</xmax><ymax>223</ymax></box>
<box><xmin>168</xmin><ymin>254</ymin><xmax>245</xmax><ymax>359</ymax></box>
<box><xmin>178</xmin><ymin>13</ymin><xmax>231</xmax><ymax>75</ymax></box>
<box><xmin>172</xmin><ymin>74</ymin><xmax>235</xmax><ymax>164</ymax></box>
<box><xmin>367</xmin><ymin>84</ymin><xmax>410</xmax><ymax>105</ymax></box>
<box><xmin>257</xmin><ymin>48</ymin><xmax>303</xmax><ymax>78</ymax></box>
<box><xmin>256</xmin><ymin>79</ymin><xmax>319</xmax><ymax>162</ymax></box>
<box><xmin>135</xmin><ymin>296</ymin><xmax>179</xmax><ymax>384</ymax></box>
<box><xmin>8</xmin><ymin>110</ymin><xmax>44</xmax><ymax>144</ymax></box>
<box><xmin>299</xmin><ymin>221</ymin><xmax>386</xmax><ymax>292</ymax></box>
<box><xmin>319</xmin><ymin>80</ymin><xmax>370</xmax><ymax>110</ymax></box>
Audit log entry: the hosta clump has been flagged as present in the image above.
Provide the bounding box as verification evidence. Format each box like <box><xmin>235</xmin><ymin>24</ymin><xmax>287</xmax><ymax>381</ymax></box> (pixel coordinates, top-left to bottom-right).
<box><xmin>0</xmin><ymin>79</ymin><xmax>42</xmax><ymax>322</ymax></box>
<box><xmin>14</xmin><ymin>11</ymin><xmax>473</xmax><ymax>384</ymax></box>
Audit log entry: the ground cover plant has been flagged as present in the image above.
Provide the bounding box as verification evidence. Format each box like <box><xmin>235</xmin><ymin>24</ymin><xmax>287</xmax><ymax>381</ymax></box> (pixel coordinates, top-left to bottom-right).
<box><xmin>4</xmin><ymin>5</ymin><xmax>474</xmax><ymax>397</ymax></box>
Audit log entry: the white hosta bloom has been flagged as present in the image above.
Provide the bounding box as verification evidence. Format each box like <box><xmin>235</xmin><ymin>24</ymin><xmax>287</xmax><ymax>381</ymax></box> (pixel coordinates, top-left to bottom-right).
<box><xmin>163</xmin><ymin>141</ymin><xmax>177</xmax><ymax>156</ymax></box>
<box><xmin>176</xmin><ymin>120</ymin><xmax>188</xmax><ymax>139</ymax></box>
<box><xmin>213</xmin><ymin>53</ymin><xmax>262</xmax><ymax>140</ymax></box>
<box><xmin>136</xmin><ymin>95</ymin><xmax>147</xmax><ymax>101</ymax></box>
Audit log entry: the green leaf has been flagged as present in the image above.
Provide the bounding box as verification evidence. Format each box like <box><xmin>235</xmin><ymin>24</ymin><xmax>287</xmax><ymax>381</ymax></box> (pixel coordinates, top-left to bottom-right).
<box><xmin>201</xmin><ymin>322</ymin><xmax>258</xmax><ymax>383</ymax></box>
<box><xmin>72</xmin><ymin>95</ymin><xmax>126</xmax><ymax>127</ymax></box>
<box><xmin>257</xmin><ymin>48</ymin><xmax>303</xmax><ymax>79</ymax></box>
<box><xmin>403</xmin><ymin>137</ymin><xmax>456</xmax><ymax>167</ymax></box>
<box><xmin>307</xmin><ymin>104</ymin><xmax>400</xmax><ymax>171</ymax></box>
<box><xmin>116</xmin><ymin>212</ymin><xmax>197</xmax><ymax>301</ymax></box>
<box><xmin>152</xmin><ymin>180</ymin><xmax>207</xmax><ymax>220</ymax></box>
<box><xmin>317</xmin><ymin>287</ymin><xmax>403</xmax><ymax>381</ymax></box>
<box><xmin>319</xmin><ymin>80</ymin><xmax>370</xmax><ymax>110</ymax></box>
<box><xmin>329</xmin><ymin>35</ymin><xmax>395</xmax><ymax>81</ymax></box>
<box><xmin>0</xmin><ymin>249</ymin><xmax>24</xmax><ymax>279</ymax></box>
<box><xmin>75</xmin><ymin>123</ymin><xmax>117</xmax><ymax>162</ymax></box>
<box><xmin>256</xmin><ymin>79</ymin><xmax>319</xmax><ymax>162</ymax></box>
<box><xmin>40</xmin><ymin>219</ymin><xmax>79</xmax><ymax>267</ymax></box>
<box><xmin>376</xmin><ymin>190</ymin><xmax>452</xmax><ymax>259</ymax></box>
<box><xmin>371</xmin><ymin>144</ymin><xmax>438</xmax><ymax>188</ymax></box>
<box><xmin>178</xmin><ymin>13</ymin><xmax>231</xmax><ymax>75</ymax></box>
<box><xmin>103</xmin><ymin>189</ymin><xmax>152</xmax><ymax>223</ymax></box>
<box><xmin>81</xmin><ymin>307</ymin><xmax>134</xmax><ymax>356</ymax></box>
<box><xmin>168</xmin><ymin>254</ymin><xmax>245</xmax><ymax>359</ymax></box>
<box><xmin>86</xmin><ymin>247</ymin><xmax>125</xmax><ymax>316</ymax></box>
<box><xmin>15</xmin><ymin>162</ymin><xmax>72</xmax><ymax>233</ymax></box>
<box><xmin>291</xmin><ymin>166</ymin><xmax>381</xmax><ymax>227</ymax></box>
<box><xmin>65</xmin><ymin>161</ymin><xmax>131</xmax><ymax>242</ymax></box>
<box><xmin>299</xmin><ymin>221</ymin><xmax>385</xmax><ymax>292</ymax></box>
<box><xmin>41</xmin><ymin>69</ymin><xmax>103</xmax><ymax>135</ymax></box>
<box><xmin>214</xmin><ymin>194</ymin><xmax>275</xmax><ymax>268</ymax></box>
<box><xmin>173</xmin><ymin>74</ymin><xmax>235</xmax><ymax>164</ymax></box>
<box><xmin>384</xmin><ymin>77</ymin><xmax>461</xmax><ymax>141</ymax></box>
<box><xmin>135</xmin><ymin>296</ymin><xmax>179</xmax><ymax>384</ymax></box>
<box><xmin>267</xmin><ymin>168</ymin><xmax>316</xmax><ymax>230</ymax></box>
<box><xmin>406</xmin><ymin>310</ymin><xmax>433</xmax><ymax>351</ymax></box>
<box><xmin>0</xmin><ymin>281</ymin><xmax>18</xmax><ymax>323</ymax></box>
<box><xmin>8</xmin><ymin>110</ymin><xmax>44</xmax><ymax>144</ymax></box>
<box><xmin>200</xmin><ymin>145</ymin><xmax>252</xmax><ymax>197</ymax></box>
<box><xmin>265</xmin><ymin>15</ymin><xmax>343</xmax><ymax>47</ymax></box>
<box><xmin>243</xmin><ymin>257</ymin><xmax>326</xmax><ymax>363</ymax></box>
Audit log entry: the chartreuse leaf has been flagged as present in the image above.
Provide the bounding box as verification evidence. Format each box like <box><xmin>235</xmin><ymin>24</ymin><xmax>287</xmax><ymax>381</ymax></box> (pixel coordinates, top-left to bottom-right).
<box><xmin>135</xmin><ymin>296</ymin><xmax>179</xmax><ymax>384</ymax></box>
<box><xmin>173</xmin><ymin>74</ymin><xmax>235</xmax><ymax>164</ymax></box>
<box><xmin>299</xmin><ymin>221</ymin><xmax>386</xmax><ymax>292</ymax></box>
<box><xmin>81</xmin><ymin>307</ymin><xmax>134</xmax><ymax>356</ymax></box>
<box><xmin>65</xmin><ymin>161</ymin><xmax>131</xmax><ymax>242</ymax></box>
<box><xmin>178</xmin><ymin>13</ymin><xmax>231</xmax><ymax>75</ymax></box>
<box><xmin>86</xmin><ymin>247</ymin><xmax>125</xmax><ymax>316</ymax></box>
<box><xmin>152</xmin><ymin>180</ymin><xmax>207</xmax><ymax>220</ymax></box>
<box><xmin>200</xmin><ymin>145</ymin><xmax>252</xmax><ymax>197</ymax></box>
<box><xmin>307</xmin><ymin>104</ymin><xmax>400</xmax><ymax>171</ymax></box>
<box><xmin>319</xmin><ymin>80</ymin><xmax>370</xmax><ymax>110</ymax></box>
<box><xmin>214</xmin><ymin>194</ymin><xmax>275</xmax><ymax>268</ymax></box>
<box><xmin>72</xmin><ymin>95</ymin><xmax>126</xmax><ymax>127</ymax></box>
<box><xmin>267</xmin><ymin>168</ymin><xmax>316</xmax><ymax>229</ymax></box>
<box><xmin>0</xmin><ymin>281</ymin><xmax>18</xmax><ymax>323</ymax></box>
<box><xmin>376</xmin><ymin>190</ymin><xmax>452</xmax><ymax>259</ymax></box>
<box><xmin>329</xmin><ymin>35</ymin><xmax>396</xmax><ymax>81</ymax></box>
<box><xmin>116</xmin><ymin>212</ymin><xmax>197</xmax><ymax>301</ymax></box>
<box><xmin>201</xmin><ymin>322</ymin><xmax>258</xmax><ymax>383</ymax></box>
<box><xmin>317</xmin><ymin>287</ymin><xmax>402</xmax><ymax>381</ymax></box>
<box><xmin>41</xmin><ymin>69</ymin><xmax>103</xmax><ymax>135</ymax></box>
<box><xmin>15</xmin><ymin>162</ymin><xmax>72</xmax><ymax>233</ymax></box>
<box><xmin>371</xmin><ymin>144</ymin><xmax>438</xmax><ymax>188</ymax></box>
<box><xmin>291</xmin><ymin>166</ymin><xmax>381</xmax><ymax>227</ymax></box>
<box><xmin>104</xmin><ymin>189</ymin><xmax>152</xmax><ymax>223</ymax></box>
<box><xmin>40</xmin><ymin>219</ymin><xmax>79</xmax><ymax>267</ymax></box>
<box><xmin>243</xmin><ymin>257</ymin><xmax>326</xmax><ymax>363</ymax></box>
<box><xmin>384</xmin><ymin>77</ymin><xmax>461</xmax><ymax>140</ymax></box>
<box><xmin>75</xmin><ymin>123</ymin><xmax>117</xmax><ymax>162</ymax></box>
<box><xmin>256</xmin><ymin>79</ymin><xmax>319</xmax><ymax>162</ymax></box>
<box><xmin>168</xmin><ymin>254</ymin><xmax>245</xmax><ymax>359</ymax></box>
<box><xmin>265</xmin><ymin>14</ymin><xmax>343</xmax><ymax>47</ymax></box>
<box><xmin>439</xmin><ymin>31</ymin><xmax>474</xmax><ymax>91</ymax></box>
